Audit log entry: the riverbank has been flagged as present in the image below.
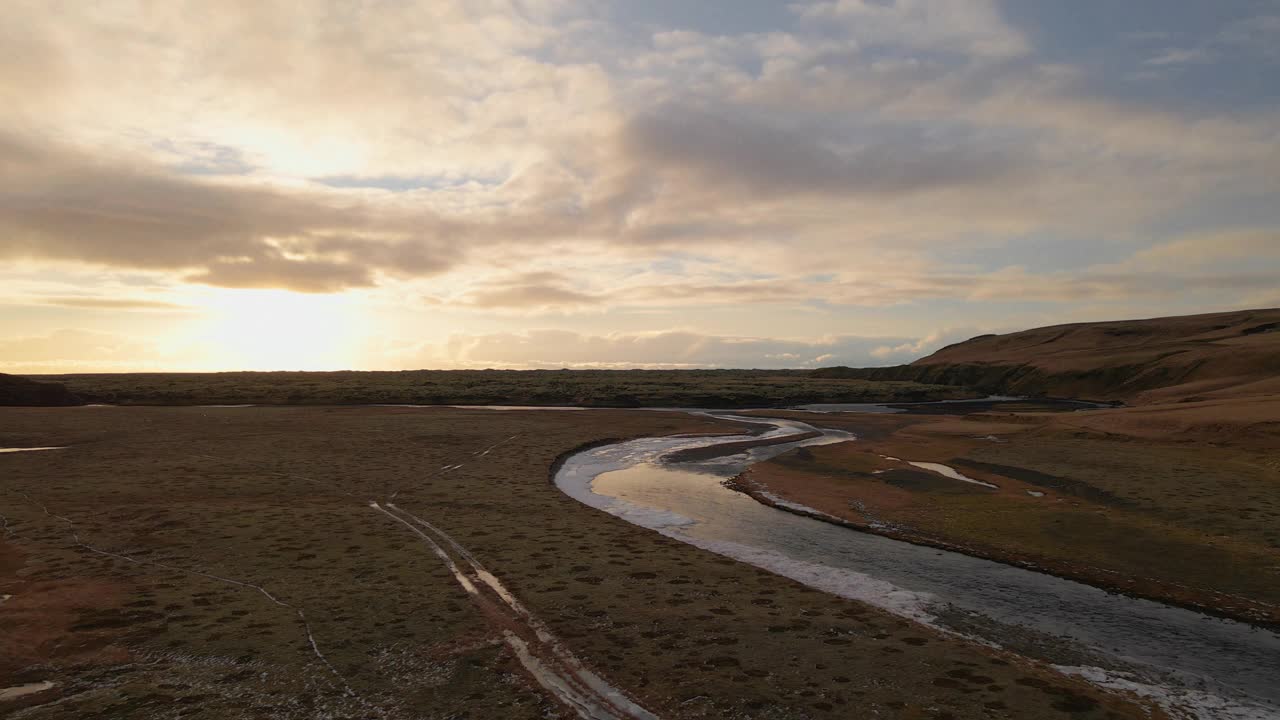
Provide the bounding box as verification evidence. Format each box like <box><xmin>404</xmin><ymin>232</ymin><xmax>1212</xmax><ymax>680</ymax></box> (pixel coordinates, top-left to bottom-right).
<box><xmin>560</xmin><ymin>411</ymin><xmax>1280</xmax><ymax>719</ymax></box>
<box><xmin>734</xmin><ymin>399</ymin><xmax>1280</xmax><ymax>628</ymax></box>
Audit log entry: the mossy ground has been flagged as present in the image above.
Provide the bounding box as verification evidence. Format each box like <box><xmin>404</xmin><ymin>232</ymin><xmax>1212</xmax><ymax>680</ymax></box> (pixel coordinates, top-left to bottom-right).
<box><xmin>2</xmin><ymin>406</ymin><xmax>1157</xmax><ymax>719</ymax></box>
<box><xmin>743</xmin><ymin>405</ymin><xmax>1280</xmax><ymax>624</ymax></box>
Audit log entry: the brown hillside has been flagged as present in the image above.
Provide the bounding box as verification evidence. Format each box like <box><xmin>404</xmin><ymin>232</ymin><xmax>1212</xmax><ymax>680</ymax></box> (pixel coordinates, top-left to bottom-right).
<box><xmin>0</xmin><ymin>373</ymin><xmax>83</xmax><ymax>406</ymax></box>
<box><xmin>818</xmin><ymin>308</ymin><xmax>1280</xmax><ymax>403</ymax></box>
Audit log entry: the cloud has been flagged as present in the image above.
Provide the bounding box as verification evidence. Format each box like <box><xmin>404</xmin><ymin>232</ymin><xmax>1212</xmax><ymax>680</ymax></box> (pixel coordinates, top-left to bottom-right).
<box><xmin>1134</xmin><ymin>13</ymin><xmax>1280</xmax><ymax>74</ymax></box>
<box><xmin>1122</xmin><ymin>228</ymin><xmax>1280</xmax><ymax>267</ymax></box>
<box><xmin>0</xmin><ymin>131</ymin><xmax>461</xmax><ymax>292</ymax></box>
<box><xmin>0</xmin><ymin>329</ymin><xmax>174</xmax><ymax>372</ymax></box>
<box><xmin>871</xmin><ymin>328</ymin><xmax>986</xmax><ymax>362</ymax></box>
<box><xmin>619</xmin><ymin>105</ymin><xmax>1024</xmax><ymax>200</ymax></box>
<box><xmin>26</xmin><ymin>297</ymin><xmax>188</xmax><ymax>311</ymax></box>
<box><xmin>435</xmin><ymin>272</ymin><xmax>817</xmax><ymax>313</ymax></box>
<box><xmin>440</xmin><ymin>272</ymin><xmax>605</xmax><ymax>312</ymax></box>
<box><xmin>9</xmin><ymin>325</ymin><xmax>964</xmax><ymax>373</ymax></box>
<box><xmin>1143</xmin><ymin>48</ymin><xmax>1215</xmax><ymax>67</ymax></box>
<box><xmin>434</xmin><ymin>329</ymin><xmax>931</xmax><ymax>369</ymax></box>
<box><xmin>0</xmin><ymin>0</ymin><xmax>588</xmax><ymax>179</ymax></box>
<box><xmin>0</xmin><ymin>0</ymin><xmax>1278</xmax><ymax>374</ymax></box>
<box><xmin>793</xmin><ymin>0</ymin><xmax>1029</xmax><ymax>58</ymax></box>
<box><xmin>185</xmin><ymin>256</ymin><xmax>377</xmax><ymax>293</ymax></box>
<box><xmin>1213</xmin><ymin>13</ymin><xmax>1280</xmax><ymax>61</ymax></box>
<box><xmin>429</xmin><ymin>241</ymin><xmax>1280</xmax><ymax>315</ymax></box>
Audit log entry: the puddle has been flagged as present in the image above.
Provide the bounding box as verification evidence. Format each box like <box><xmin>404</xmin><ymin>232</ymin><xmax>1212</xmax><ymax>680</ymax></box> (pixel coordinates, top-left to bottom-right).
<box><xmin>794</xmin><ymin>403</ymin><xmax>906</xmax><ymax>414</ymax></box>
<box><xmin>907</xmin><ymin>461</ymin><xmax>999</xmax><ymax>489</ymax></box>
<box><xmin>0</xmin><ymin>681</ymin><xmax>55</xmax><ymax>701</ymax></box>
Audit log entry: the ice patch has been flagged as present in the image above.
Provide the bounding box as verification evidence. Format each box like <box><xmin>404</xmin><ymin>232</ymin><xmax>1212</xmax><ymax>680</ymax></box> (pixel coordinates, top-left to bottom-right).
<box><xmin>609</xmin><ymin>503</ymin><xmax>697</xmax><ymax>528</ymax></box>
<box><xmin>757</xmin><ymin>491</ymin><xmax>844</xmax><ymax>522</ymax></box>
<box><xmin>793</xmin><ymin>403</ymin><xmax>906</xmax><ymax>414</ymax></box>
<box><xmin>668</xmin><ymin>532</ymin><xmax>938</xmax><ymax>625</ymax></box>
<box><xmin>0</xmin><ymin>681</ymin><xmax>54</xmax><ymax>701</ymax></box>
<box><xmin>445</xmin><ymin>405</ymin><xmax>591</xmax><ymax>411</ymax></box>
<box><xmin>0</xmin><ymin>447</ymin><xmax>65</xmax><ymax>454</ymax></box>
<box><xmin>907</xmin><ymin>462</ymin><xmax>999</xmax><ymax>489</ymax></box>
<box><xmin>1026</xmin><ymin>490</ymin><xmax>1045</xmax><ymax>498</ymax></box>
<box><xmin>1054</xmin><ymin>665</ymin><xmax>1278</xmax><ymax>720</ymax></box>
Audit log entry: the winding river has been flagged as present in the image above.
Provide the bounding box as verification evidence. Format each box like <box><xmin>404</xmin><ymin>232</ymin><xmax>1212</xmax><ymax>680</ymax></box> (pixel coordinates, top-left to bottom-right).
<box><xmin>554</xmin><ymin>412</ymin><xmax>1280</xmax><ymax>720</ymax></box>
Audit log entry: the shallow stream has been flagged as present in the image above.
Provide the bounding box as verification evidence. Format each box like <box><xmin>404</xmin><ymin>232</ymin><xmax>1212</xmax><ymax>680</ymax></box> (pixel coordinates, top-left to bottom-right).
<box><xmin>554</xmin><ymin>412</ymin><xmax>1280</xmax><ymax>720</ymax></box>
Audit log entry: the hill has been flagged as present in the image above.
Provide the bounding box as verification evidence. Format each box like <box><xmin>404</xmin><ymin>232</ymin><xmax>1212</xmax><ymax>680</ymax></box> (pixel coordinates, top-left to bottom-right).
<box><xmin>815</xmin><ymin>308</ymin><xmax>1280</xmax><ymax>403</ymax></box>
<box><xmin>0</xmin><ymin>373</ymin><xmax>83</xmax><ymax>406</ymax></box>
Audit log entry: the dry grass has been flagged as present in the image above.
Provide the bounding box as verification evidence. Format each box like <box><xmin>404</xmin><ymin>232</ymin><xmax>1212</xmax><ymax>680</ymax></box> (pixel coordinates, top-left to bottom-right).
<box><xmin>27</xmin><ymin>369</ymin><xmax>968</xmax><ymax>409</ymax></box>
<box><xmin>742</xmin><ymin>400</ymin><xmax>1280</xmax><ymax>624</ymax></box>
<box><xmin>1</xmin><ymin>406</ymin><xmax>1155</xmax><ymax>719</ymax></box>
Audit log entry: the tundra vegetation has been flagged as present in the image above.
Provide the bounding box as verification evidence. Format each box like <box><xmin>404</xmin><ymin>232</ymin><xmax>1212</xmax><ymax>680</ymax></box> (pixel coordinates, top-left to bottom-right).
<box><xmin>0</xmin><ymin>406</ymin><xmax>1149</xmax><ymax>719</ymax></box>
<box><xmin>23</xmin><ymin>370</ymin><xmax>969</xmax><ymax>408</ymax></box>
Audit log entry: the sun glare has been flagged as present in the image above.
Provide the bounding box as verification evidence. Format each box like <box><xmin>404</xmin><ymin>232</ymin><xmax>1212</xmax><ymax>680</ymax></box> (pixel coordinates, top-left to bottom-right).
<box><xmin>190</xmin><ymin>289</ymin><xmax>361</xmax><ymax>371</ymax></box>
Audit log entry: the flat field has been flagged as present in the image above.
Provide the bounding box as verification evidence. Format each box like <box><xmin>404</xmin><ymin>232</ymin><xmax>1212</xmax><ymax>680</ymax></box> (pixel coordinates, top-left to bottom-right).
<box><xmin>27</xmin><ymin>369</ymin><xmax>970</xmax><ymax>408</ymax></box>
<box><xmin>0</xmin><ymin>406</ymin><xmax>1154</xmax><ymax>719</ymax></box>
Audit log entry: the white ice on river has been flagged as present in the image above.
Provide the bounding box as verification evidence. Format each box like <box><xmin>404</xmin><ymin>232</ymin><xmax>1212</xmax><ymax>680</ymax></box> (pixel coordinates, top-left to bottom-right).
<box><xmin>555</xmin><ymin>410</ymin><xmax>1280</xmax><ymax>720</ymax></box>
<box><xmin>906</xmin><ymin>461</ymin><xmax>1000</xmax><ymax>489</ymax></box>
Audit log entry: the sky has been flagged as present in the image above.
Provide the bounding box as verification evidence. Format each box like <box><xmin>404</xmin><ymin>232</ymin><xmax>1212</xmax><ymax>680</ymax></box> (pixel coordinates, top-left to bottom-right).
<box><xmin>2</xmin><ymin>0</ymin><xmax>1279</xmax><ymax>373</ymax></box>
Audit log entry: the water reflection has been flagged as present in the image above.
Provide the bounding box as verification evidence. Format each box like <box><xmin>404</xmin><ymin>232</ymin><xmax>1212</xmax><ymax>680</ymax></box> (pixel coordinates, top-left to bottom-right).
<box><xmin>557</xmin><ymin>413</ymin><xmax>1280</xmax><ymax>720</ymax></box>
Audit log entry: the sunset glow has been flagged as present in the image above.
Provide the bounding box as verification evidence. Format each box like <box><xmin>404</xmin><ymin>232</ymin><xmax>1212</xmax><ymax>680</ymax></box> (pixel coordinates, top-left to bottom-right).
<box><xmin>187</xmin><ymin>290</ymin><xmax>364</xmax><ymax>371</ymax></box>
<box><xmin>2</xmin><ymin>1</ymin><xmax>1278</xmax><ymax>372</ymax></box>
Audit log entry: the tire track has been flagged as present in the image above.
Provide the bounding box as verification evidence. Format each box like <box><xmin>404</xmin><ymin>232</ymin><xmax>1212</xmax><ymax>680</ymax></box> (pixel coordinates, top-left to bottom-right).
<box><xmin>198</xmin><ymin>429</ymin><xmax>648</xmax><ymax>718</ymax></box>
<box><xmin>387</xmin><ymin>434</ymin><xmax>519</xmax><ymax>500</ymax></box>
<box><xmin>371</xmin><ymin>500</ymin><xmax>659</xmax><ymax>720</ymax></box>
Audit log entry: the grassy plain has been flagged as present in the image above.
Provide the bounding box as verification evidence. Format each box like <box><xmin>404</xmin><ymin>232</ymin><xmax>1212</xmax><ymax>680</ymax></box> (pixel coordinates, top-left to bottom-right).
<box><xmin>740</xmin><ymin>397</ymin><xmax>1280</xmax><ymax>625</ymax></box>
<box><xmin>27</xmin><ymin>369</ymin><xmax>969</xmax><ymax>408</ymax></box>
<box><xmin>1</xmin><ymin>406</ymin><xmax>1155</xmax><ymax>719</ymax></box>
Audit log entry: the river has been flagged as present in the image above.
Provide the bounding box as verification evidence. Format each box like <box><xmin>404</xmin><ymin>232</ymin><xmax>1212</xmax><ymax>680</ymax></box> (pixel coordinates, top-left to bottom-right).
<box><xmin>554</xmin><ymin>412</ymin><xmax>1280</xmax><ymax>720</ymax></box>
